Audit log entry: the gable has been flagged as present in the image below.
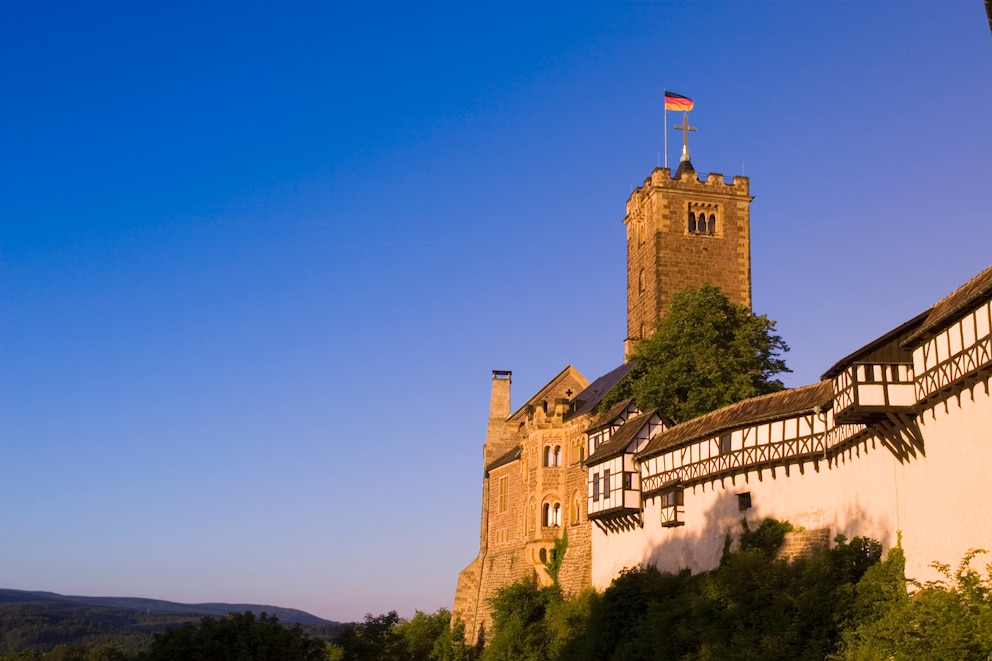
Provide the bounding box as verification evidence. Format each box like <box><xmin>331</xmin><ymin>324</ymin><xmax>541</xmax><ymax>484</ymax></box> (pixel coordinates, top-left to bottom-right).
<box><xmin>507</xmin><ymin>365</ymin><xmax>589</xmax><ymax>423</ymax></box>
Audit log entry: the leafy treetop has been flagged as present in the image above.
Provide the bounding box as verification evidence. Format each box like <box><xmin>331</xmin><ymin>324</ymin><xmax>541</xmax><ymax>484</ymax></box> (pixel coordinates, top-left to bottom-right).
<box><xmin>601</xmin><ymin>283</ymin><xmax>790</xmax><ymax>423</ymax></box>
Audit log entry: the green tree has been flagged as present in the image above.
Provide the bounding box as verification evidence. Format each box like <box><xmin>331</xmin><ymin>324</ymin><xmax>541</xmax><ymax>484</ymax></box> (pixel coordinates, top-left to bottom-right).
<box><xmin>335</xmin><ymin>612</ymin><xmax>406</xmax><ymax>661</ymax></box>
<box><xmin>837</xmin><ymin>548</ymin><xmax>992</xmax><ymax>660</ymax></box>
<box><xmin>602</xmin><ymin>283</ymin><xmax>789</xmax><ymax>422</ymax></box>
<box><xmin>395</xmin><ymin>609</ymin><xmax>450</xmax><ymax>661</ymax></box>
<box><xmin>482</xmin><ymin>578</ymin><xmax>560</xmax><ymax>661</ymax></box>
<box><xmin>429</xmin><ymin>619</ymin><xmax>479</xmax><ymax>661</ymax></box>
<box><xmin>146</xmin><ymin>611</ymin><xmax>325</xmax><ymax>661</ymax></box>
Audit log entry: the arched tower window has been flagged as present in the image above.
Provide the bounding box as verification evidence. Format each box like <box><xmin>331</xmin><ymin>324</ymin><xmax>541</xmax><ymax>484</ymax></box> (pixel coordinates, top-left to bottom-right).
<box><xmin>543</xmin><ymin>500</ymin><xmax>562</xmax><ymax>528</ymax></box>
<box><xmin>688</xmin><ymin>205</ymin><xmax>721</xmax><ymax>236</ymax></box>
<box><xmin>553</xmin><ymin>446</ymin><xmax>562</xmax><ymax>467</ymax></box>
<box><xmin>543</xmin><ymin>446</ymin><xmax>552</xmax><ymax>467</ymax></box>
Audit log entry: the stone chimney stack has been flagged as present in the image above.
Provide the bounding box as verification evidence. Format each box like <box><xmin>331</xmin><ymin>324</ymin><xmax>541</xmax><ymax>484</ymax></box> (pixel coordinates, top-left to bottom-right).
<box><xmin>489</xmin><ymin>370</ymin><xmax>512</xmax><ymax>420</ymax></box>
<box><xmin>484</xmin><ymin>370</ymin><xmax>514</xmax><ymax>466</ymax></box>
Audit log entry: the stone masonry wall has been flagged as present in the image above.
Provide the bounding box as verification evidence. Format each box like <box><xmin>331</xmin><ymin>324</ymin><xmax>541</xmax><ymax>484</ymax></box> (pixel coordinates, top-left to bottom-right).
<box><xmin>778</xmin><ymin>527</ymin><xmax>832</xmax><ymax>562</ymax></box>
<box><xmin>454</xmin><ymin>399</ymin><xmax>599</xmax><ymax>644</ymax></box>
<box><xmin>625</xmin><ymin>167</ymin><xmax>751</xmax><ymax>350</ymax></box>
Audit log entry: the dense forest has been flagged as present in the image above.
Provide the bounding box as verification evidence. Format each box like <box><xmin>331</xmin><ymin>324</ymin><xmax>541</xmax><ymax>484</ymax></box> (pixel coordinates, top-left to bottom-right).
<box><xmin>0</xmin><ymin>602</ymin><xmax>344</xmax><ymax>659</ymax></box>
<box><xmin>3</xmin><ymin>521</ymin><xmax>990</xmax><ymax>660</ymax></box>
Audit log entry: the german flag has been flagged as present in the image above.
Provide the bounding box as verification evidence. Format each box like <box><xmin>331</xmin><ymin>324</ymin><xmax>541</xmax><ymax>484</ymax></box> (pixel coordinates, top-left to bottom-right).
<box><xmin>664</xmin><ymin>91</ymin><xmax>694</xmax><ymax>112</ymax></box>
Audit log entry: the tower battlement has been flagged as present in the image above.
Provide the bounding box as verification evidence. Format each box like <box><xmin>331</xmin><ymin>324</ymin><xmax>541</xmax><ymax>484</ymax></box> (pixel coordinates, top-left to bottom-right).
<box><xmin>626</xmin><ymin>168</ymin><xmax>750</xmax><ymax>216</ymax></box>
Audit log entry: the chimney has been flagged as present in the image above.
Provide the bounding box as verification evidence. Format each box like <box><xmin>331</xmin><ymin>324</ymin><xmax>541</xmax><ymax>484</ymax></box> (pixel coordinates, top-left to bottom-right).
<box><xmin>490</xmin><ymin>370</ymin><xmax>512</xmax><ymax>420</ymax></box>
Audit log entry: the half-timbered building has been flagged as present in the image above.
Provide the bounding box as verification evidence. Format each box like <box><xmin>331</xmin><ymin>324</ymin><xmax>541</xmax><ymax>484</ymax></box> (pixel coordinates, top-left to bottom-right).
<box><xmin>591</xmin><ymin>264</ymin><xmax>992</xmax><ymax>589</ymax></box>
<box><xmin>586</xmin><ymin>407</ymin><xmax>671</xmax><ymax>532</ymax></box>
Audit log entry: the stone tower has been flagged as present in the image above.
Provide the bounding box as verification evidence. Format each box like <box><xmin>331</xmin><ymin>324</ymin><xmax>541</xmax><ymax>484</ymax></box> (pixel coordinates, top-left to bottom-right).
<box><xmin>623</xmin><ymin>160</ymin><xmax>753</xmax><ymax>357</ymax></box>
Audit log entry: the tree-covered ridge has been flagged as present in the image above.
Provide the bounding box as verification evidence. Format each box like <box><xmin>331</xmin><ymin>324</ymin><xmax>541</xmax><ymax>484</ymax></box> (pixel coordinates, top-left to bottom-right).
<box><xmin>601</xmin><ymin>283</ymin><xmax>790</xmax><ymax>423</ymax></box>
<box><xmin>0</xmin><ymin>605</ymin><xmax>344</xmax><ymax>660</ymax></box>
<box><xmin>0</xmin><ymin>591</ymin><xmax>330</xmax><ymax>626</ymax></box>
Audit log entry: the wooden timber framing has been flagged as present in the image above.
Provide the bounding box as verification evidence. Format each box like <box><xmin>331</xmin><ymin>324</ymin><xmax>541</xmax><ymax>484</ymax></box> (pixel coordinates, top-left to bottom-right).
<box><xmin>627</xmin><ymin>265</ymin><xmax>992</xmax><ymax>530</ymax></box>
<box><xmin>914</xmin><ymin>299</ymin><xmax>992</xmax><ymax>407</ymax></box>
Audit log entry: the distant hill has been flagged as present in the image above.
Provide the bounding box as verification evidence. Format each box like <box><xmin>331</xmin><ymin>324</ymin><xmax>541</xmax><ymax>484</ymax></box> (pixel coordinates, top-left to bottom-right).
<box><xmin>0</xmin><ymin>589</ymin><xmax>331</xmax><ymax>625</ymax></box>
<box><xmin>0</xmin><ymin>589</ymin><xmax>346</xmax><ymax>655</ymax></box>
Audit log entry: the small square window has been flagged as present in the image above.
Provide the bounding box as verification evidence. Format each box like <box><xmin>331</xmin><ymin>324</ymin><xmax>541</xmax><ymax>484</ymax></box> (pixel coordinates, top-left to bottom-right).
<box><xmin>737</xmin><ymin>492</ymin><xmax>752</xmax><ymax>512</ymax></box>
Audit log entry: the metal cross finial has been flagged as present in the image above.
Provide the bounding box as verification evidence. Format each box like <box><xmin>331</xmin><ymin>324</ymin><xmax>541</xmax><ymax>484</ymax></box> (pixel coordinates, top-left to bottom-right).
<box><xmin>673</xmin><ymin>112</ymin><xmax>696</xmax><ymax>162</ymax></box>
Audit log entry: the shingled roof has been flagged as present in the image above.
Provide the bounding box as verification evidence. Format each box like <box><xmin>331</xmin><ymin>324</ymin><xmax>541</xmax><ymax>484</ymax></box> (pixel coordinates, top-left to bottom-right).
<box><xmin>903</xmin><ymin>263</ymin><xmax>992</xmax><ymax>348</ymax></box>
<box><xmin>637</xmin><ymin>381</ymin><xmax>833</xmax><ymax>460</ymax></box>
<box><xmin>585</xmin><ymin>397</ymin><xmax>636</xmax><ymax>434</ymax></box>
<box><xmin>586</xmin><ymin>409</ymin><xmax>662</xmax><ymax>466</ymax></box>
<box><xmin>566</xmin><ymin>362</ymin><xmax>634</xmax><ymax>419</ymax></box>
<box><xmin>486</xmin><ymin>445</ymin><xmax>521</xmax><ymax>475</ymax></box>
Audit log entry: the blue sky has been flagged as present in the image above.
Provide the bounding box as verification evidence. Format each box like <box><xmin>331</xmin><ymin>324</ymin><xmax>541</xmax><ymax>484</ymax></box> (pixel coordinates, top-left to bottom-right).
<box><xmin>2</xmin><ymin>2</ymin><xmax>991</xmax><ymax>622</ymax></box>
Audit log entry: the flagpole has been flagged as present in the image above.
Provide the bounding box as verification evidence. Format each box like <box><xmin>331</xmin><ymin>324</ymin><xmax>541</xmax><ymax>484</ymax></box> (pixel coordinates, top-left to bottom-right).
<box><xmin>663</xmin><ymin>90</ymin><xmax>668</xmax><ymax>169</ymax></box>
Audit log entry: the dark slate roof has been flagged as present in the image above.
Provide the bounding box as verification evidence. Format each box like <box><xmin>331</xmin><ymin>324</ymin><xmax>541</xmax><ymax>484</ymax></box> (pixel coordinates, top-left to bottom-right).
<box><xmin>566</xmin><ymin>362</ymin><xmax>634</xmax><ymax>419</ymax></box>
<box><xmin>637</xmin><ymin>382</ymin><xmax>833</xmax><ymax>460</ymax></box>
<box><xmin>486</xmin><ymin>445</ymin><xmax>521</xmax><ymax>474</ymax></box>
<box><xmin>586</xmin><ymin>410</ymin><xmax>659</xmax><ymax>466</ymax></box>
<box><xmin>902</xmin><ymin>263</ymin><xmax>992</xmax><ymax>348</ymax></box>
<box><xmin>674</xmin><ymin>159</ymin><xmax>695</xmax><ymax>179</ymax></box>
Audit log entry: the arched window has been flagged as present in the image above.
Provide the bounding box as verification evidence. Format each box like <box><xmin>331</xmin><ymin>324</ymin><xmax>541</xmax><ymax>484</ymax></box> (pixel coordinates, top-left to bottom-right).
<box><xmin>571</xmin><ymin>492</ymin><xmax>581</xmax><ymax>525</ymax></box>
<box><xmin>543</xmin><ymin>446</ymin><xmax>552</xmax><ymax>467</ymax></box>
<box><xmin>697</xmin><ymin>214</ymin><xmax>707</xmax><ymax>234</ymax></box>
<box><xmin>688</xmin><ymin>212</ymin><xmax>696</xmax><ymax>233</ymax></box>
<box><xmin>552</xmin><ymin>503</ymin><xmax>561</xmax><ymax>527</ymax></box>
<box><xmin>543</xmin><ymin>501</ymin><xmax>562</xmax><ymax>528</ymax></box>
<box><xmin>553</xmin><ymin>446</ymin><xmax>562</xmax><ymax>467</ymax></box>
<box><xmin>543</xmin><ymin>503</ymin><xmax>551</xmax><ymax>527</ymax></box>
<box><xmin>709</xmin><ymin>214</ymin><xmax>717</xmax><ymax>235</ymax></box>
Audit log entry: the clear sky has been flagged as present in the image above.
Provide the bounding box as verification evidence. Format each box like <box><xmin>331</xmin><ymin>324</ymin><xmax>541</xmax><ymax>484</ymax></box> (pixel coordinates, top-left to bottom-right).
<box><xmin>2</xmin><ymin>1</ymin><xmax>991</xmax><ymax>623</ymax></box>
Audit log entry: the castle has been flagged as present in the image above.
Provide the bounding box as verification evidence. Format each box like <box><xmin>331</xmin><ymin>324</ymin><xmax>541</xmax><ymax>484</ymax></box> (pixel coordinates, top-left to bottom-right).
<box><xmin>452</xmin><ymin>145</ymin><xmax>992</xmax><ymax>644</ymax></box>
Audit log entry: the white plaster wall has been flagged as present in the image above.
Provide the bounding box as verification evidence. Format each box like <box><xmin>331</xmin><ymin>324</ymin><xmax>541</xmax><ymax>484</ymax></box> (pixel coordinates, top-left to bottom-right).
<box><xmin>592</xmin><ymin>382</ymin><xmax>992</xmax><ymax>589</ymax></box>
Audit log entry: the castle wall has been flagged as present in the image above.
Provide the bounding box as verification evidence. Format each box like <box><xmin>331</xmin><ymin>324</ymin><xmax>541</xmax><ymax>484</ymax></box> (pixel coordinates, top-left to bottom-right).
<box><xmin>591</xmin><ymin>379</ymin><xmax>992</xmax><ymax>589</ymax></box>
<box><xmin>557</xmin><ymin>441</ymin><xmax>593</xmax><ymax>595</ymax></box>
<box><xmin>453</xmin><ymin>368</ymin><xmax>597</xmax><ymax>644</ymax></box>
